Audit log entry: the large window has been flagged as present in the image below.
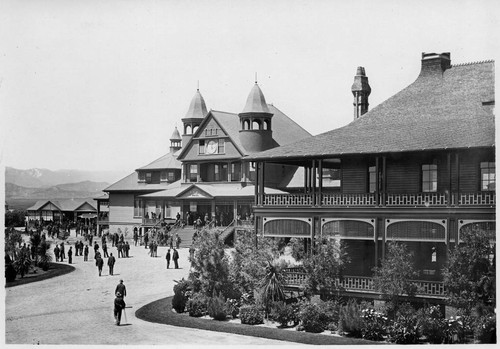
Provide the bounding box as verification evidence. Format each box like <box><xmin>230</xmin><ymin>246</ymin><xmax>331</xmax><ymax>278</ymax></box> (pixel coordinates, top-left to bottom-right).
<box><xmin>422</xmin><ymin>164</ymin><xmax>437</xmax><ymax>192</ymax></box>
<box><xmin>218</xmin><ymin>139</ymin><xmax>225</xmax><ymax>153</ymax></box>
<box><xmin>188</xmin><ymin>164</ymin><xmax>198</xmax><ymax>182</ymax></box>
<box><xmin>231</xmin><ymin>162</ymin><xmax>241</xmax><ymax>182</ymax></box>
<box><xmin>134</xmin><ymin>198</ymin><xmax>143</xmax><ymax>217</ymax></box>
<box><xmin>481</xmin><ymin>162</ymin><xmax>495</xmax><ymax>191</ymax></box>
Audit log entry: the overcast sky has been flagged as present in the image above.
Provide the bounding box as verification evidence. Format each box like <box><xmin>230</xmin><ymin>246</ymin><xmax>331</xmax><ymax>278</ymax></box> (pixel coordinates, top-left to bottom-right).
<box><xmin>1</xmin><ymin>0</ymin><xmax>498</xmax><ymax>173</ymax></box>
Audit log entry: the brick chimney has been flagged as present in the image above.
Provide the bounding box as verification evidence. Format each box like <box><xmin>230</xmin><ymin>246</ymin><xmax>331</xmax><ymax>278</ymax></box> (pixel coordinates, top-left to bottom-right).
<box><xmin>420</xmin><ymin>52</ymin><xmax>451</xmax><ymax>77</ymax></box>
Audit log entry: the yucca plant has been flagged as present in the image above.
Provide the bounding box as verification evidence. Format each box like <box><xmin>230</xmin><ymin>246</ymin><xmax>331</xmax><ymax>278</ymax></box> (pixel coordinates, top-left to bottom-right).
<box><xmin>14</xmin><ymin>249</ymin><xmax>32</xmax><ymax>278</ymax></box>
<box><xmin>259</xmin><ymin>261</ymin><xmax>285</xmax><ymax>318</ymax></box>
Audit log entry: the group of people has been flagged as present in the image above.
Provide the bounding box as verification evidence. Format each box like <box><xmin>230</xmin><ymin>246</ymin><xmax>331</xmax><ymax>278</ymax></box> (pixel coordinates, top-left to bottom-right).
<box><xmin>165</xmin><ymin>248</ymin><xmax>180</xmax><ymax>269</ymax></box>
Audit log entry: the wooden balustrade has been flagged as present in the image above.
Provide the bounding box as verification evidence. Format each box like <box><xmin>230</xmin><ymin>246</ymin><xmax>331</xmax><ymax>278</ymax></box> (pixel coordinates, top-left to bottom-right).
<box><xmin>282</xmin><ymin>269</ymin><xmax>446</xmax><ymax>298</ymax></box>
<box><xmin>260</xmin><ymin>192</ymin><xmax>493</xmax><ymax>208</ymax></box>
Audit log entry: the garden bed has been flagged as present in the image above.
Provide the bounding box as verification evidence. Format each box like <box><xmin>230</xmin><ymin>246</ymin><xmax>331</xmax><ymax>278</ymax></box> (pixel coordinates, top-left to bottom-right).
<box><xmin>5</xmin><ymin>263</ymin><xmax>75</xmax><ymax>288</ymax></box>
<box><xmin>135</xmin><ymin>296</ymin><xmax>375</xmax><ymax>345</ymax></box>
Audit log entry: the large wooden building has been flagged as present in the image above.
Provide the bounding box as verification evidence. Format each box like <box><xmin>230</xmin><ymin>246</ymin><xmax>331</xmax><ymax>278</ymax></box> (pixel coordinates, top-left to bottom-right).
<box><xmin>100</xmin><ymin>83</ymin><xmax>311</xmax><ymax>235</ymax></box>
<box><xmin>248</xmin><ymin>53</ymin><xmax>495</xmax><ymax>301</ymax></box>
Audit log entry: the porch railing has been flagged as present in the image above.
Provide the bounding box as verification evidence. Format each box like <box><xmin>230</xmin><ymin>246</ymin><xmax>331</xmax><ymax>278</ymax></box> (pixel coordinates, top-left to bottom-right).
<box><xmin>458</xmin><ymin>192</ymin><xmax>496</xmax><ymax>206</ymax></box>
<box><xmin>260</xmin><ymin>191</ymin><xmax>494</xmax><ymax>208</ymax></box>
<box><xmin>282</xmin><ymin>268</ymin><xmax>446</xmax><ymax>298</ymax></box>
<box><xmin>142</xmin><ymin>218</ymin><xmax>161</xmax><ymax>225</ymax></box>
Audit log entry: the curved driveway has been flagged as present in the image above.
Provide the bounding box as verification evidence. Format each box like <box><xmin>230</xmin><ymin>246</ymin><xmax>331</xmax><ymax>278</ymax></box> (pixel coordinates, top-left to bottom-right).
<box><xmin>5</xmin><ymin>234</ymin><xmax>286</xmax><ymax>345</ymax></box>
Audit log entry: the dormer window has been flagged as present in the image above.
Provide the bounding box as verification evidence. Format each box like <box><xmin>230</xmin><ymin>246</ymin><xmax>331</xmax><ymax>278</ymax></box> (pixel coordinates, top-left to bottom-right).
<box><xmin>145</xmin><ymin>172</ymin><xmax>152</xmax><ymax>184</ymax></box>
<box><xmin>138</xmin><ymin>172</ymin><xmax>145</xmax><ymax>182</ymax></box>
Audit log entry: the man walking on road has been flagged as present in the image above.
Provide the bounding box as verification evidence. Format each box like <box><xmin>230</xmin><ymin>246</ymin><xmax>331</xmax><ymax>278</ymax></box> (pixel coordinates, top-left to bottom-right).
<box><xmin>95</xmin><ymin>255</ymin><xmax>104</xmax><ymax>276</ymax></box>
<box><xmin>103</xmin><ymin>241</ymin><xmax>109</xmax><ymax>258</ymax></box>
<box><xmin>114</xmin><ymin>292</ymin><xmax>126</xmax><ymax>326</ymax></box>
<box><xmin>83</xmin><ymin>244</ymin><xmax>89</xmax><ymax>261</ymax></box>
<box><xmin>115</xmin><ymin>279</ymin><xmax>127</xmax><ymax>298</ymax></box>
<box><xmin>173</xmin><ymin>248</ymin><xmax>179</xmax><ymax>269</ymax></box>
<box><xmin>166</xmin><ymin>249</ymin><xmax>171</xmax><ymax>269</ymax></box>
<box><xmin>68</xmin><ymin>246</ymin><xmax>73</xmax><ymax>264</ymax></box>
<box><xmin>108</xmin><ymin>253</ymin><xmax>116</xmax><ymax>275</ymax></box>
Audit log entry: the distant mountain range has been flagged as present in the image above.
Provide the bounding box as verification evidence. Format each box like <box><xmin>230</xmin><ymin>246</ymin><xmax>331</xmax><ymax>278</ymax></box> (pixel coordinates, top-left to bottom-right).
<box><xmin>5</xmin><ymin>167</ymin><xmax>128</xmax><ymax>210</ymax></box>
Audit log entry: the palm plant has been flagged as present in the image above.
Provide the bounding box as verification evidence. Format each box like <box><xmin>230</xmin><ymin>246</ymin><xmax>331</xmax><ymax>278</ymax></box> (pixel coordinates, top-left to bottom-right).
<box><xmin>14</xmin><ymin>249</ymin><xmax>32</xmax><ymax>278</ymax></box>
<box><xmin>260</xmin><ymin>261</ymin><xmax>285</xmax><ymax>318</ymax></box>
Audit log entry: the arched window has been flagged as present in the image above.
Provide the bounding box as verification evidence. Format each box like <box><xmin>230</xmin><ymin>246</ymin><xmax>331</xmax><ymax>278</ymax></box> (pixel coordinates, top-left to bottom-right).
<box><xmin>242</xmin><ymin>119</ymin><xmax>250</xmax><ymax>130</ymax></box>
<box><xmin>192</xmin><ymin>125</ymin><xmax>199</xmax><ymax>134</ymax></box>
<box><xmin>252</xmin><ymin>119</ymin><xmax>261</xmax><ymax>130</ymax></box>
<box><xmin>185</xmin><ymin>125</ymin><xmax>192</xmax><ymax>135</ymax></box>
<box><xmin>263</xmin><ymin>120</ymin><xmax>270</xmax><ymax>130</ymax></box>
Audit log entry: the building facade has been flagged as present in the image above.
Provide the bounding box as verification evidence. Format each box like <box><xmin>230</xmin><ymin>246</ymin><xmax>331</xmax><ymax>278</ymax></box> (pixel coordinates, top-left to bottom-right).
<box><xmin>248</xmin><ymin>53</ymin><xmax>495</xmax><ymax>301</ymax></box>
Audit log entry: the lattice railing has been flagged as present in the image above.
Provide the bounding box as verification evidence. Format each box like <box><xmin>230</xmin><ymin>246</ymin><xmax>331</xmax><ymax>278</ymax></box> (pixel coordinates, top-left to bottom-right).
<box><xmin>386</xmin><ymin>192</ymin><xmax>447</xmax><ymax>207</ymax></box>
<box><xmin>282</xmin><ymin>269</ymin><xmax>446</xmax><ymax>298</ymax></box>
<box><xmin>321</xmin><ymin>193</ymin><xmax>376</xmax><ymax>206</ymax></box>
<box><xmin>263</xmin><ymin>194</ymin><xmax>313</xmax><ymax>206</ymax></box>
<box><xmin>458</xmin><ymin>192</ymin><xmax>496</xmax><ymax>206</ymax></box>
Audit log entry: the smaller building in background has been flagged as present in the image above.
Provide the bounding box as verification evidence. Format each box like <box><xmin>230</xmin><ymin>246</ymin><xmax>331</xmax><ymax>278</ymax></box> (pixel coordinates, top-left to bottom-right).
<box><xmin>26</xmin><ymin>199</ymin><xmax>97</xmax><ymax>224</ymax></box>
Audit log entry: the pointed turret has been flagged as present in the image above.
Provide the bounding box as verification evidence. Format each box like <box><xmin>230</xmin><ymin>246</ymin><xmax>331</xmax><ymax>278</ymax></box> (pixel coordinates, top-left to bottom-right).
<box><xmin>351</xmin><ymin>67</ymin><xmax>371</xmax><ymax>119</ymax></box>
<box><xmin>238</xmin><ymin>81</ymin><xmax>274</xmax><ymax>152</ymax></box>
<box><xmin>182</xmin><ymin>89</ymin><xmax>208</xmax><ymax>146</ymax></box>
<box><xmin>169</xmin><ymin>127</ymin><xmax>182</xmax><ymax>153</ymax></box>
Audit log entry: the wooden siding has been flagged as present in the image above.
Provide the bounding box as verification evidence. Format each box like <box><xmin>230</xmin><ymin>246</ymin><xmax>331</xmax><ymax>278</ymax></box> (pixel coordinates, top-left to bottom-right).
<box><xmin>386</xmin><ymin>157</ymin><xmax>420</xmax><ymax>193</ymax></box>
<box><xmin>109</xmin><ymin>193</ymin><xmax>142</xmax><ymax>224</ymax></box>
<box><xmin>342</xmin><ymin>158</ymin><xmax>367</xmax><ymax>193</ymax></box>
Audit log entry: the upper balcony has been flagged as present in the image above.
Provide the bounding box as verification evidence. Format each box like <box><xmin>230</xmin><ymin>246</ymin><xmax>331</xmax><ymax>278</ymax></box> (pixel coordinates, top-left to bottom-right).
<box><xmin>261</xmin><ymin>191</ymin><xmax>495</xmax><ymax>208</ymax></box>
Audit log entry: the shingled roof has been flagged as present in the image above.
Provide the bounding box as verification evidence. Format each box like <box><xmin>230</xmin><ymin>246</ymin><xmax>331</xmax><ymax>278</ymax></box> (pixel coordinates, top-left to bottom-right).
<box><xmin>248</xmin><ymin>55</ymin><xmax>495</xmax><ymax>161</ymax></box>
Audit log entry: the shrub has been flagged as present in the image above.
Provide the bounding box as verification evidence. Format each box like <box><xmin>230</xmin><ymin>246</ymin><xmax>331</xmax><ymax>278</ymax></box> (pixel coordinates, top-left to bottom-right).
<box><xmin>225</xmin><ymin>298</ymin><xmax>240</xmax><ymax>319</ymax></box>
<box><xmin>338</xmin><ymin>300</ymin><xmax>364</xmax><ymax>338</ymax></box>
<box><xmin>5</xmin><ymin>262</ymin><xmax>17</xmax><ymax>282</ymax></box>
<box><xmin>297</xmin><ymin>301</ymin><xmax>328</xmax><ymax>333</ymax></box>
<box><xmin>387</xmin><ymin>303</ymin><xmax>420</xmax><ymax>344</ymax></box>
<box><xmin>187</xmin><ymin>293</ymin><xmax>208</xmax><ymax>317</ymax></box>
<box><xmin>361</xmin><ymin>308</ymin><xmax>388</xmax><ymax>341</ymax></box>
<box><xmin>208</xmin><ymin>292</ymin><xmax>227</xmax><ymax>321</ymax></box>
<box><xmin>474</xmin><ymin>314</ymin><xmax>496</xmax><ymax>343</ymax></box>
<box><xmin>239</xmin><ymin>305</ymin><xmax>264</xmax><ymax>325</ymax></box>
<box><xmin>270</xmin><ymin>301</ymin><xmax>298</xmax><ymax>327</ymax></box>
<box><xmin>417</xmin><ymin>305</ymin><xmax>446</xmax><ymax>344</ymax></box>
<box><xmin>172</xmin><ymin>278</ymin><xmax>191</xmax><ymax>313</ymax></box>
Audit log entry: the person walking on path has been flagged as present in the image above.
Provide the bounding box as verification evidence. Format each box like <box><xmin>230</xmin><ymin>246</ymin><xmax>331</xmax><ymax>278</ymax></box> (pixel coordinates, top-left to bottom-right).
<box><xmin>68</xmin><ymin>247</ymin><xmax>73</xmax><ymax>264</ymax></box>
<box><xmin>83</xmin><ymin>244</ymin><xmax>89</xmax><ymax>261</ymax></box>
<box><xmin>107</xmin><ymin>253</ymin><xmax>116</xmax><ymax>275</ymax></box>
<box><xmin>114</xmin><ymin>292</ymin><xmax>126</xmax><ymax>326</ymax></box>
<box><xmin>95</xmin><ymin>255</ymin><xmax>104</xmax><ymax>276</ymax></box>
<box><xmin>172</xmin><ymin>248</ymin><xmax>179</xmax><ymax>269</ymax></box>
<box><xmin>166</xmin><ymin>249</ymin><xmax>171</xmax><ymax>269</ymax></box>
<box><xmin>115</xmin><ymin>279</ymin><xmax>127</xmax><ymax>298</ymax></box>
<box><xmin>125</xmin><ymin>241</ymin><xmax>130</xmax><ymax>257</ymax></box>
<box><xmin>60</xmin><ymin>243</ymin><xmax>66</xmax><ymax>260</ymax></box>
<box><xmin>93</xmin><ymin>242</ymin><xmax>99</xmax><ymax>259</ymax></box>
<box><xmin>117</xmin><ymin>241</ymin><xmax>123</xmax><ymax>258</ymax></box>
<box><xmin>133</xmin><ymin>227</ymin><xmax>138</xmax><ymax>246</ymax></box>
<box><xmin>53</xmin><ymin>245</ymin><xmax>60</xmax><ymax>262</ymax></box>
<box><xmin>102</xmin><ymin>242</ymin><xmax>109</xmax><ymax>258</ymax></box>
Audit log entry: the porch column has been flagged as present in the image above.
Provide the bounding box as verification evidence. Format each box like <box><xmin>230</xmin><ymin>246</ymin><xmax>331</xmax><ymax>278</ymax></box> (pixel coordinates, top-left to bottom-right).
<box><xmin>447</xmin><ymin>153</ymin><xmax>452</xmax><ymax>207</ymax></box>
<box><xmin>196</xmin><ymin>163</ymin><xmax>201</xmax><ymax>182</ymax></box>
<box><xmin>375</xmin><ymin>157</ymin><xmax>380</xmax><ymax>206</ymax></box>
<box><xmin>233</xmin><ymin>200</ymin><xmax>238</xmax><ymax>225</ymax></box>
<box><xmin>374</xmin><ymin>218</ymin><xmax>379</xmax><ymax>267</ymax></box>
<box><xmin>254</xmin><ymin>162</ymin><xmax>259</xmax><ymax>205</ymax></box>
<box><xmin>227</xmin><ymin>161</ymin><xmax>232</xmax><ymax>182</ymax></box>
<box><xmin>260</xmin><ymin>162</ymin><xmax>266</xmax><ymax>205</ymax></box>
<box><xmin>318</xmin><ymin>160</ymin><xmax>323</xmax><ymax>207</ymax></box>
<box><xmin>303</xmin><ymin>166</ymin><xmax>308</xmax><ymax>194</ymax></box>
<box><xmin>382</xmin><ymin>156</ymin><xmax>387</xmax><ymax>207</ymax></box>
<box><xmin>312</xmin><ymin>160</ymin><xmax>317</xmax><ymax>206</ymax></box>
<box><xmin>211</xmin><ymin>200</ymin><xmax>216</xmax><ymax>221</ymax></box>
<box><xmin>455</xmin><ymin>153</ymin><xmax>460</xmax><ymax>206</ymax></box>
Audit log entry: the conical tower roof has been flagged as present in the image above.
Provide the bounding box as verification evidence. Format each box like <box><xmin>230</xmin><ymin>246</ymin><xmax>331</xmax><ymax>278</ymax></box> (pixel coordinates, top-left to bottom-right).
<box><xmin>170</xmin><ymin>126</ymin><xmax>181</xmax><ymax>141</ymax></box>
<box><xmin>184</xmin><ymin>89</ymin><xmax>208</xmax><ymax>120</ymax></box>
<box><xmin>241</xmin><ymin>83</ymin><xmax>270</xmax><ymax>114</ymax></box>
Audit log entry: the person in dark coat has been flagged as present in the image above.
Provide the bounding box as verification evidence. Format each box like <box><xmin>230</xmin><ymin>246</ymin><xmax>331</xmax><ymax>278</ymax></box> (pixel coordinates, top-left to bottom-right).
<box><xmin>95</xmin><ymin>255</ymin><xmax>104</xmax><ymax>276</ymax></box>
<box><xmin>60</xmin><ymin>243</ymin><xmax>65</xmax><ymax>260</ymax></box>
<box><xmin>83</xmin><ymin>244</ymin><xmax>89</xmax><ymax>261</ymax></box>
<box><xmin>53</xmin><ymin>245</ymin><xmax>60</xmax><ymax>262</ymax></box>
<box><xmin>102</xmin><ymin>242</ymin><xmax>109</xmax><ymax>258</ymax></box>
<box><xmin>115</xmin><ymin>279</ymin><xmax>127</xmax><ymax>298</ymax></box>
<box><xmin>125</xmin><ymin>241</ymin><xmax>130</xmax><ymax>257</ymax></box>
<box><xmin>133</xmin><ymin>228</ymin><xmax>138</xmax><ymax>246</ymax></box>
<box><xmin>93</xmin><ymin>242</ymin><xmax>99</xmax><ymax>259</ymax></box>
<box><xmin>166</xmin><ymin>249</ymin><xmax>171</xmax><ymax>269</ymax></box>
<box><xmin>172</xmin><ymin>248</ymin><xmax>179</xmax><ymax>269</ymax></box>
<box><xmin>114</xmin><ymin>292</ymin><xmax>126</xmax><ymax>325</ymax></box>
<box><xmin>108</xmin><ymin>253</ymin><xmax>116</xmax><ymax>275</ymax></box>
<box><xmin>68</xmin><ymin>247</ymin><xmax>73</xmax><ymax>264</ymax></box>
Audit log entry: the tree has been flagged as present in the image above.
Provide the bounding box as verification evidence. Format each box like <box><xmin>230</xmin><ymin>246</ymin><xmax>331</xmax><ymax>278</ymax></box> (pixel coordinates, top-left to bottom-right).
<box><xmin>372</xmin><ymin>241</ymin><xmax>418</xmax><ymax>317</ymax></box>
<box><xmin>189</xmin><ymin>230</ymin><xmax>232</xmax><ymax>297</ymax></box>
<box><xmin>5</xmin><ymin>210</ymin><xmax>26</xmax><ymax>228</ymax></box>
<box><xmin>4</xmin><ymin>228</ymin><xmax>23</xmax><ymax>261</ymax></box>
<box><xmin>302</xmin><ymin>238</ymin><xmax>350</xmax><ymax>298</ymax></box>
<box><xmin>442</xmin><ymin>226</ymin><xmax>495</xmax><ymax>314</ymax></box>
<box><xmin>228</xmin><ymin>230</ymin><xmax>281</xmax><ymax>297</ymax></box>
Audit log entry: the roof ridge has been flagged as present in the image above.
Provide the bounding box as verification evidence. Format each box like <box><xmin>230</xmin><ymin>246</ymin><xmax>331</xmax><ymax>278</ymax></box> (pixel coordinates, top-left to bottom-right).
<box><xmin>452</xmin><ymin>59</ymin><xmax>494</xmax><ymax>67</ymax></box>
<box><xmin>210</xmin><ymin>109</ymin><xmax>237</xmax><ymax>115</ymax></box>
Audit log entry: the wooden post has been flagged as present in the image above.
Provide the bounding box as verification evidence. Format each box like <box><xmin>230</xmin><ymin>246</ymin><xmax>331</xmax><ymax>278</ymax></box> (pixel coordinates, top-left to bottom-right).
<box><xmin>318</xmin><ymin>159</ymin><xmax>323</xmax><ymax>206</ymax></box>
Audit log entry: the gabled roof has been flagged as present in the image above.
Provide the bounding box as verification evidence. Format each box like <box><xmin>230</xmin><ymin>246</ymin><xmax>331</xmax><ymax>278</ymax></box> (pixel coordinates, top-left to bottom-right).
<box><xmin>248</xmin><ymin>59</ymin><xmax>495</xmax><ymax>161</ymax></box>
<box><xmin>136</xmin><ymin>150</ymin><xmax>181</xmax><ymax>170</ymax></box>
<box><xmin>104</xmin><ymin>172</ymin><xmax>179</xmax><ymax>192</ymax></box>
<box><xmin>27</xmin><ymin>199</ymin><xmax>96</xmax><ymax>212</ymax></box>
<box><xmin>139</xmin><ymin>182</ymin><xmax>287</xmax><ymax>198</ymax></box>
<box><xmin>178</xmin><ymin>104</ymin><xmax>312</xmax><ymax>160</ymax></box>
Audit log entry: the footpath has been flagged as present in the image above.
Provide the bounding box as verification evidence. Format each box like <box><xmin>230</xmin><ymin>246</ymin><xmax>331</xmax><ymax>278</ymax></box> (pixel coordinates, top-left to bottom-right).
<box><xmin>4</xmin><ymin>230</ymin><xmax>285</xmax><ymax>345</ymax></box>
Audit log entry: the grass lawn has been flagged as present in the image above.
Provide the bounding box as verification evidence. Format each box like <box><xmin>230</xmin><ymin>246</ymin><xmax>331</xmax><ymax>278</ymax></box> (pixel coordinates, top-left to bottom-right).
<box><xmin>5</xmin><ymin>262</ymin><xmax>75</xmax><ymax>288</ymax></box>
<box><xmin>136</xmin><ymin>296</ymin><xmax>377</xmax><ymax>345</ymax></box>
